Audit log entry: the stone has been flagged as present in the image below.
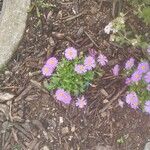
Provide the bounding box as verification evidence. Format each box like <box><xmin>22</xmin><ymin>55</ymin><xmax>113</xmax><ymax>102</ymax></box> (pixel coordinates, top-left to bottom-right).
<box><xmin>0</xmin><ymin>0</ymin><xmax>31</xmax><ymax>69</ymax></box>
<box><xmin>61</xmin><ymin>127</ymin><xmax>69</xmax><ymax>135</ymax></box>
<box><xmin>0</xmin><ymin>92</ymin><xmax>14</xmax><ymax>102</ymax></box>
<box><xmin>40</xmin><ymin>146</ymin><xmax>49</xmax><ymax>150</ymax></box>
<box><xmin>144</xmin><ymin>142</ymin><xmax>150</xmax><ymax>150</ymax></box>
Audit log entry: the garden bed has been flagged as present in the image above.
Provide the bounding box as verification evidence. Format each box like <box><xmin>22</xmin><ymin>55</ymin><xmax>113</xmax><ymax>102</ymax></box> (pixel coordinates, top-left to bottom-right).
<box><xmin>0</xmin><ymin>0</ymin><xmax>150</xmax><ymax>150</ymax></box>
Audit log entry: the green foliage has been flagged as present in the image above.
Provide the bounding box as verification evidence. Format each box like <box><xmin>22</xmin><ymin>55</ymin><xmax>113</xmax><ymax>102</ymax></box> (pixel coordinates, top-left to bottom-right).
<box><xmin>45</xmin><ymin>58</ymin><xmax>95</xmax><ymax>96</ymax></box>
<box><xmin>128</xmin><ymin>0</ymin><xmax>150</xmax><ymax>25</ymax></box>
<box><xmin>138</xmin><ymin>7</ymin><xmax>150</xmax><ymax>25</ymax></box>
<box><xmin>128</xmin><ymin>0</ymin><xmax>150</xmax><ymax>6</ymax></box>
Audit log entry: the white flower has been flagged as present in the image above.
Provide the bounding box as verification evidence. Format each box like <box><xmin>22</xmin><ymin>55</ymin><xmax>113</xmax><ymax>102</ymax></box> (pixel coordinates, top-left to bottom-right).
<box><xmin>104</xmin><ymin>22</ymin><xmax>113</xmax><ymax>34</ymax></box>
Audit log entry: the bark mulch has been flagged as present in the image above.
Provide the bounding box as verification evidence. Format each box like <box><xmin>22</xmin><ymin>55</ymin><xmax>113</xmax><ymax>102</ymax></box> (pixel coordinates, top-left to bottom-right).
<box><xmin>0</xmin><ymin>0</ymin><xmax>150</xmax><ymax>150</ymax></box>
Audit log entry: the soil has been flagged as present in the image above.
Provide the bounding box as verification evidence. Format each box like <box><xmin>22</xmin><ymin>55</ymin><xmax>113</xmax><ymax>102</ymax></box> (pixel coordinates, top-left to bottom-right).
<box><xmin>0</xmin><ymin>0</ymin><xmax>150</xmax><ymax>150</ymax></box>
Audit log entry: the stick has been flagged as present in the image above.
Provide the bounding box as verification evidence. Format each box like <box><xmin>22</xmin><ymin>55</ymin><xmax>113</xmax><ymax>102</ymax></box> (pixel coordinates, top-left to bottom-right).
<box><xmin>14</xmin><ymin>85</ymin><xmax>32</xmax><ymax>102</ymax></box>
<box><xmin>99</xmin><ymin>86</ymin><xmax>127</xmax><ymax>113</ymax></box>
<box><xmin>64</xmin><ymin>12</ymin><xmax>85</xmax><ymax>22</ymax></box>
<box><xmin>84</xmin><ymin>31</ymin><xmax>100</xmax><ymax>49</ymax></box>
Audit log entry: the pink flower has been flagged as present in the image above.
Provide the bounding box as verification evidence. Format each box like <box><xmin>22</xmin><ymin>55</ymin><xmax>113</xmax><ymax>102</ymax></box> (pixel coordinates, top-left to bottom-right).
<box><xmin>55</xmin><ymin>89</ymin><xmax>72</xmax><ymax>104</ymax></box>
<box><xmin>137</xmin><ymin>61</ymin><xmax>149</xmax><ymax>74</ymax></box>
<box><xmin>125</xmin><ymin>91</ymin><xmax>139</xmax><ymax>109</ymax></box>
<box><xmin>41</xmin><ymin>64</ymin><xmax>54</xmax><ymax>77</ymax></box>
<box><xmin>131</xmin><ymin>70</ymin><xmax>142</xmax><ymax>83</ymax></box>
<box><xmin>125</xmin><ymin>78</ymin><xmax>132</xmax><ymax>85</ymax></box>
<box><xmin>112</xmin><ymin>64</ymin><xmax>119</xmax><ymax>76</ymax></box>
<box><xmin>144</xmin><ymin>100</ymin><xmax>150</xmax><ymax>114</ymax></box>
<box><xmin>46</xmin><ymin>57</ymin><xmax>58</xmax><ymax>69</ymax></box>
<box><xmin>75</xmin><ymin>64</ymin><xmax>87</xmax><ymax>74</ymax></box>
<box><xmin>76</xmin><ymin>96</ymin><xmax>87</xmax><ymax>108</ymax></box>
<box><xmin>125</xmin><ymin>57</ymin><xmax>135</xmax><ymax>70</ymax></box>
<box><xmin>84</xmin><ymin>56</ymin><xmax>96</xmax><ymax>70</ymax></box>
<box><xmin>147</xmin><ymin>84</ymin><xmax>150</xmax><ymax>91</ymax></box>
<box><xmin>144</xmin><ymin>71</ymin><xmax>150</xmax><ymax>84</ymax></box>
<box><xmin>97</xmin><ymin>54</ymin><xmax>108</xmax><ymax>66</ymax></box>
<box><xmin>65</xmin><ymin>47</ymin><xmax>77</xmax><ymax>60</ymax></box>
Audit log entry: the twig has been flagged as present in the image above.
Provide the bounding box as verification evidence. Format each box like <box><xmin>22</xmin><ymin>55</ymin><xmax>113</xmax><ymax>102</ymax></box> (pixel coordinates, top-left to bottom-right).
<box><xmin>84</xmin><ymin>31</ymin><xmax>100</xmax><ymax>49</ymax></box>
<box><xmin>14</xmin><ymin>85</ymin><xmax>32</xmax><ymax>102</ymax></box>
<box><xmin>3</xmin><ymin>132</ymin><xmax>12</xmax><ymax>150</ymax></box>
<box><xmin>66</xmin><ymin>36</ymin><xmax>80</xmax><ymax>47</ymax></box>
<box><xmin>99</xmin><ymin>86</ymin><xmax>127</xmax><ymax>113</ymax></box>
<box><xmin>14</xmin><ymin>124</ymin><xmax>32</xmax><ymax>140</ymax></box>
<box><xmin>30</xmin><ymin>79</ymin><xmax>48</xmax><ymax>94</ymax></box>
<box><xmin>63</xmin><ymin>12</ymin><xmax>85</xmax><ymax>22</ymax></box>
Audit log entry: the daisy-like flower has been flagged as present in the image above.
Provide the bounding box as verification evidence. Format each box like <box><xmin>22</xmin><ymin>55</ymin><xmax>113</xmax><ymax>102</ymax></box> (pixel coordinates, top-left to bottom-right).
<box><xmin>144</xmin><ymin>100</ymin><xmax>150</xmax><ymax>114</ymax></box>
<box><xmin>125</xmin><ymin>78</ymin><xmax>132</xmax><ymax>85</ymax></box>
<box><xmin>104</xmin><ymin>22</ymin><xmax>113</xmax><ymax>34</ymax></box>
<box><xmin>41</xmin><ymin>64</ymin><xmax>53</xmax><ymax>77</ymax></box>
<box><xmin>126</xmin><ymin>91</ymin><xmax>139</xmax><ymax>109</ymax></box>
<box><xmin>46</xmin><ymin>57</ymin><xmax>58</xmax><ymax>69</ymax></box>
<box><xmin>76</xmin><ymin>96</ymin><xmax>87</xmax><ymax>108</ymax></box>
<box><xmin>131</xmin><ymin>70</ymin><xmax>142</xmax><ymax>83</ymax></box>
<box><xmin>112</xmin><ymin>64</ymin><xmax>119</xmax><ymax>76</ymax></box>
<box><xmin>75</xmin><ymin>64</ymin><xmax>87</xmax><ymax>74</ymax></box>
<box><xmin>137</xmin><ymin>61</ymin><xmax>149</xmax><ymax>74</ymax></box>
<box><xmin>147</xmin><ymin>84</ymin><xmax>150</xmax><ymax>91</ymax></box>
<box><xmin>65</xmin><ymin>47</ymin><xmax>77</xmax><ymax>60</ymax></box>
<box><xmin>97</xmin><ymin>53</ymin><xmax>108</xmax><ymax>66</ymax></box>
<box><xmin>144</xmin><ymin>71</ymin><xmax>150</xmax><ymax>83</ymax></box>
<box><xmin>55</xmin><ymin>89</ymin><xmax>72</xmax><ymax>104</ymax></box>
<box><xmin>125</xmin><ymin>57</ymin><xmax>135</xmax><ymax>70</ymax></box>
<box><xmin>84</xmin><ymin>56</ymin><xmax>96</xmax><ymax>70</ymax></box>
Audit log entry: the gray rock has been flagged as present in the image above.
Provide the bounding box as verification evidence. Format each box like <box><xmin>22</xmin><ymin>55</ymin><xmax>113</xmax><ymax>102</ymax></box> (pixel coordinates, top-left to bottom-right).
<box><xmin>40</xmin><ymin>146</ymin><xmax>49</xmax><ymax>150</ymax></box>
<box><xmin>0</xmin><ymin>92</ymin><xmax>14</xmax><ymax>102</ymax></box>
<box><xmin>144</xmin><ymin>142</ymin><xmax>150</xmax><ymax>150</ymax></box>
<box><xmin>0</xmin><ymin>0</ymin><xmax>31</xmax><ymax>69</ymax></box>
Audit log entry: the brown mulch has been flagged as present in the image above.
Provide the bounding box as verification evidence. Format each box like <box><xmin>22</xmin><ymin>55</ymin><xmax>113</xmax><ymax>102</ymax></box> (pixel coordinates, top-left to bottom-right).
<box><xmin>0</xmin><ymin>0</ymin><xmax>150</xmax><ymax>150</ymax></box>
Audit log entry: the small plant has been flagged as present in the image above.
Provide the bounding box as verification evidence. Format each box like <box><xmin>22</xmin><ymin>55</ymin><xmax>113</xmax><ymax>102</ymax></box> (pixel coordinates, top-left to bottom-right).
<box><xmin>123</xmin><ymin>59</ymin><xmax>150</xmax><ymax>114</ymax></box>
<box><xmin>42</xmin><ymin>47</ymin><xmax>106</xmax><ymax>107</ymax></box>
<box><xmin>104</xmin><ymin>13</ymin><xmax>149</xmax><ymax>50</ymax></box>
<box><xmin>117</xmin><ymin>136</ymin><xmax>124</xmax><ymax>144</ymax></box>
<box><xmin>128</xmin><ymin>0</ymin><xmax>150</xmax><ymax>25</ymax></box>
<box><xmin>29</xmin><ymin>0</ymin><xmax>56</xmax><ymax>26</ymax></box>
<box><xmin>137</xmin><ymin>7</ymin><xmax>150</xmax><ymax>25</ymax></box>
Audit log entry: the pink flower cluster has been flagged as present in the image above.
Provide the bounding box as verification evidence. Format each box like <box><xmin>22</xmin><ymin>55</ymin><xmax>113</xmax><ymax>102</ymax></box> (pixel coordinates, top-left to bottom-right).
<box><xmin>42</xmin><ymin>57</ymin><xmax>58</xmax><ymax>77</ymax></box>
<box><xmin>41</xmin><ymin>47</ymin><xmax>110</xmax><ymax>108</ymax></box>
<box><xmin>124</xmin><ymin>60</ymin><xmax>150</xmax><ymax>114</ymax></box>
<box><xmin>125</xmin><ymin>61</ymin><xmax>150</xmax><ymax>85</ymax></box>
<box><xmin>55</xmin><ymin>88</ymin><xmax>87</xmax><ymax>108</ymax></box>
<box><xmin>64</xmin><ymin>48</ymin><xmax>108</xmax><ymax>75</ymax></box>
<box><xmin>126</xmin><ymin>91</ymin><xmax>139</xmax><ymax>109</ymax></box>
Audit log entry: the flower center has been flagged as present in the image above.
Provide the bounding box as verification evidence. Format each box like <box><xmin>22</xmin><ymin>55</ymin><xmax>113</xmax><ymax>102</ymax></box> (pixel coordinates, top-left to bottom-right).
<box><xmin>68</xmin><ymin>51</ymin><xmax>73</xmax><ymax>56</ymax></box>
<box><xmin>141</xmin><ymin>66</ymin><xmax>145</xmax><ymax>70</ymax></box>
<box><xmin>135</xmin><ymin>74</ymin><xmax>139</xmax><ymax>79</ymax></box>
<box><xmin>44</xmin><ymin>67</ymin><xmax>49</xmax><ymax>73</ymax></box>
